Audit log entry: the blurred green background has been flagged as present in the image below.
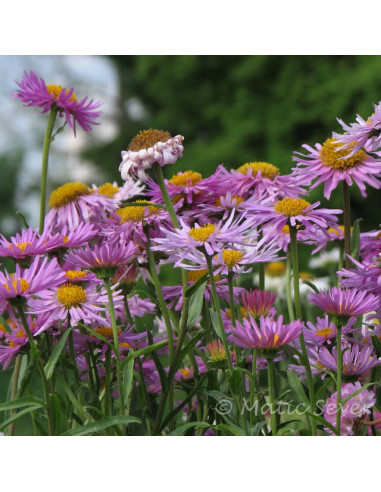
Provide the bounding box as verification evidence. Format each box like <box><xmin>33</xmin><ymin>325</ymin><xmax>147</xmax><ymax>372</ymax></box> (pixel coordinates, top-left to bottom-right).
<box><xmin>1</xmin><ymin>55</ymin><xmax>381</xmax><ymax>431</ymax></box>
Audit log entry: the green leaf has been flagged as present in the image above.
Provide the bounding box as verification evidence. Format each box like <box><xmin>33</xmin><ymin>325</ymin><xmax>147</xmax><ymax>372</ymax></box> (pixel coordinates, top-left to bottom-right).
<box><xmin>302</xmin><ymin>280</ymin><xmax>320</xmax><ymax>294</ymax></box>
<box><xmin>50</xmin><ymin>394</ymin><xmax>63</xmax><ymax>435</ymax></box>
<box><xmin>0</xmin><ymin>405</ymin><xmax>43</xmax><ymax>431</ymax></box>
<box><xmin>228</xmin><ymin>368</ymin><xmax>243</xmax><ymax>395</ymax></box>
<box><xmin>185</xmin><ymin>281</ymin><xmax>206</xmax><ymax>328</ymax></box>
<box><xmin>170</xmin><ymin>330</ymin><xmax>208</xmax><ymax>377</ymax></box>
<box><xmin>15</xmin><ymin>211</ymin><xmax>29</xmax><ymax>229</ymax></box>
<box><xmin>168</xmin><ymin>421</ymin><xmax>210</xmax><ymax>436</ymax></box>
<box><xmin>184</xmin><ymin>272</ymin><xmax>209</xmax><ymax>298</ymax></box>
<box><xmin>121</xmin><ymin>339</ymin><xmax>168</xmax><ymax>370</ymax></box>
<box><xmin>123</xmin><ymin>354</ymin><xmax>135</xmax><ymax>410</ymax></box>
<box><xmin>61</xmin><ymin>416</ymin><xmax>141</xmax><ymax>436</ymax></box>
<box><xmin>304</xmin><ymin>410</ymin><xmax>337</xmax><ymax>435</ymax></box>
<box><xmin>340</xmin><ymin>382</ymin><xmax>374</xmax><ymax>407</ymax></box>
<box><xmin>44</xmin><ymin>326</ymin><xmax>74</xmax><ymax>380</ymax></box>
<box><xmin>0</xmin><ymin>395</ymin><xmax>45</xmax><ymax>412</ymax></box>
<box><xmin>287</xmin><ymin>370</ymin><xmax>310</xmax><ymax>408</ymax></box>
<box><xmin>50</xmin><ymin>122</ymin><xmax>66</xmax><ymax>142</ymax></box>
<box><xmin>214</xmin><ymin>423</ymin><xmax>245</xmax><ymax>436</ymax></box>
<box><xmin>209</xmin><ymin>308</ymin><xmax>223</xmax><ymax>338</ymax></box>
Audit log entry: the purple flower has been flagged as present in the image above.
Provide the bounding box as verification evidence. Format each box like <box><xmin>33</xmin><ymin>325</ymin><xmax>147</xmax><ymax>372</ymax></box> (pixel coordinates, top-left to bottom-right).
<box><xmin>318</xmin><ymin>342</ymin><xmax>380</xmax><ymax>376</ymax></box>
<box><xmin>229</xmin><ymin>314</ymin><xmax>303</xmax><ymax>351</ymax></box>
<box><xmin>307</xmin><ymin>287</ymin><xmax>379</xmax><ymax>318</ymax></box>
<box><xmin>12</xmin><ymin>71</ymin><xmax>102</xmax><ymax>134</ymax></box>
<box><xmin>323</xmin><ymin>382</ymin><xmax>376</xmax><ymax>436</ymax></box>
<box><xmin>243</xmin><ymin>196</ymin><xmax>342</xmax><ymax>236</ymax></box>
<box><xmin>292</xmin><ymin>137</ymin><xmax>381</xmax><ymax>199</ymax></box>
<box><xmin>333</xmin><ymin>102</ymin><xmax>381</xmax><ymax>156</ymax></box>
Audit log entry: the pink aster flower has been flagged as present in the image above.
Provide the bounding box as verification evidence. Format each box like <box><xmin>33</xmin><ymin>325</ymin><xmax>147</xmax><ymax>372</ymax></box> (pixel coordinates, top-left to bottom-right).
<box><xmin>360</xmin><ymin>230</ymin><xmax>381</xmax><ymax>262</ymax></box>
<box><xmin>12</xmin><ymin>71</ymin><xmax>102</xmax><ymax>134</ymax></box>
<box><xmin>304</xmin><ymin>314</ymin><xmax>356</xmax><ymax>346</ymax></box>
<box><xmin>229</xmin><ymin>314</ymin><xmax>303</xmax><ymax>351</ymax></box>
<box><xmin>338</xmin><ymin>257</ymin><xmax>381</xmax><ymax>298</ymax></box>
<box><xmin>241</xmin><ymin>289</ymin><xmax>277</xmax><ymax>318</ymax></box>
<box><xmin>101</xmin><ymin>200</ymin><xmax>170</xmax><ymax>245</ymax></box>
<box><xmin>323</xmin><ymin>382</ymin><xmax>376</xmax><ymax>436</ymax></box>
<box><xmin>152</xmin><ymin>211</ymin><xmax>255</xmax><ymax>258</ymax></box>
<box><xmin>0</xmin><ymin>226</ymin><xmax>62</xmax><ymax>260</ymax></box>
<box><xmin>218</xmin><ymin>162</ymin><xmax>308</xmax><ymax>200</ymax></box>
<box><xmin>45</xmin><ymin>182</ymin><xmax>118</xmax><ymax>231</ymax></box>
<box><xmin>46</xmin><ymin>223</ymin><xmax>99</xmax><ymax>251</ymax></box>
<box><xmin>0</xmin><ymin>257</ymin><xmax>65</xmax><ymax>302</ymax></box>
<box><xmin>120</xmin><ymin>129</ymin><xmax>184</xmax><ymax>182</ymax></box>
<box><xmin>292</xmin><ymin>137</ymin><xmax>381</xmax><ymax>199</ymax></box>
<box><xmin>333</xmin><ymin>102</ymin><xmax>381</xmax><ymax>156</ymax></box>
<box><xmin>307</xmin><ymin>287</ymin><xmax>379</xmax><ymax>318</ymax></box>
<box><xmin>28</xmin><ymin>281</ymin><xmax>123</xmax><ymax>334</ymax></box>
<box><xmin>65</xmin><ymin>240</ymin><xmax>137</xmax><ymax>277</ymax></box>
<box><xmin>244</xmin><ymin>196</ymin><xmax>342</xmax><ymax>236</ymax></box>
<box><xmin>91</xmin><ymin>178</ymin><xmax>145</xmax><ymax>204</ymax></box>
<box><xmin>318</xmin><ymin>342</ymin><xmax>380</xmax><ymax>376</ymax></box>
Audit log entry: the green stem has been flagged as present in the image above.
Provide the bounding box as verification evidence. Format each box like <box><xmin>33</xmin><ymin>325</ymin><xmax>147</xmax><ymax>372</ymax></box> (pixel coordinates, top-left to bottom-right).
<box><xmin>342</xmin><ymin>181</ymin><xmax>352</xmax><ymax>269</ymax></box>
<box><xmin>267</xmin><ymin>357</ymin><xmax>277</xmax><ymax>436</ymax></box>
<box><xmin>286</xmin><ymin>247</ymin><xmax>295</xmax><ymax>322</ymax></box>
<box><xmin>145</xmin><ymin>233</ymin><xmax>174</xmax><ymax>362</ymax></box>
<box><xmin>104</xmin><ymin>278</ymin><xmax>126</xmax><ymax>422</ymax></box>
<box><xmin>249</xmin><ymin>349</ymin><xmax>258</xmax><ymax>426</ymax></box>
<box><xmin>124</xmin><ymin>296</ymin><xmax>134</xmax><ymax>325</ymax></box>
<box><xmin>9</xmin><ymin>354</ymin><xmax>22</xmax><ymax>436</ymax></box>
<box><xmin>258</xmin><ymin>262</ymin><xmax>265</xmax><ymax>290</ymax></box>
<box><xmin>336</xmin><ymin>325</ymin><xmax>342</xmax><ymax>436</ymax></box>
<box><xmin>227</xmin><ymin>270</ymin><xmax>237</xmax><ymax>328</ymax></box>
<box><xmin>205</xmin><ymin>253</ymin><xmax>233</xmax><ymax>372</ymax></box>
<box><xmin>16</xmin><ymin>305</ymin><xmax>54</xmax><ymax>436</ymax></box>
<box><xmin>104</xmin><ymin>348</ymin><xmax>113</xmax><ymax>417</ymax></box>
<box><xmin>289</xmin><ymin>225</ymin><xmax>317</xmax><ymax>436</ymax></box>
<box><xmin>39</xmin><ymin>108</ymin><xmax>57</xmax><ymax>234</ymax></box>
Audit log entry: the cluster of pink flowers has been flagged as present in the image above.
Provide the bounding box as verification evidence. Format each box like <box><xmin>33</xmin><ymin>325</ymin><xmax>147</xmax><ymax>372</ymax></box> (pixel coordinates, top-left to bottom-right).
<box><xmin>2</xmin><ymin>70</ymin><xmax>381</xmax><ymax>437</ymax></box>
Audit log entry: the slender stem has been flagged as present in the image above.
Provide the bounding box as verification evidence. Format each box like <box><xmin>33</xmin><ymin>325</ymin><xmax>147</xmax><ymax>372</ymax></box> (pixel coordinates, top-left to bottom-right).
<box><xmin>289</xmin><ymin>225</ymin><xmax>317</xmax><ymax>436</ymax></box>
<box><xmin>39</xmin><ymin>108</ymin><xmax>57</xmax><ymax>234</ymax></box>
<box><xmin>145</xmin><ymin>233</ymin><xmax>174</xmax><ymax>362</ymax></box>
<box><xmin>104</xmin><ymin>348</ymin><xmax>113</xmax><ymax>417</ymax></box>
<box><xmin>286</xmin><ymin>247</ymin><xmax>295</xmax><ymax>322</ymax></box>
<box><xmin>267</xmin><ymin>357</ymin><xmax>277</xmax><ymax>436</ymax></box>
<box><xmin>258</xmin><ymin>263</ymin><xmax>265</xmax><ymax>290</ymax></box>
<box><xmin>16</xmin><ymin>305</ymin><xmax>54</xmax><ymax>435</ymax></box>
<box><xmin>249</xmin><ymin>349</ymin><xmax>258</xmax><ymax>426</ymax></box>
<box><xmin>342</xmin><ymin>181</ymin><xmax>352</xmax><ymax>269</ymax></box>
<box><xmin>9</xmin><ymin>354</ymin><xmax>22</xmax><ymax>436</ymax></box>
<box><xmin>205</xmin><ymin>253</ymin><xmax>233</xmax><ymax>372</ymax></box>
<box><xmin>104</xmin><ymin>278</ymin><xmax>126</xmax><ymax>421</ymax></box>
<box><xmin>336</xmin><ymin>325</ymin><xmax>342</xmax><ymax>436</ymax></box>
<box><xmin>227</xmin><ymin>270</ymin><xmax>237</xmax><ymax>328</ymax></box>
<box><xmin>124</xmin><ymin>296</ymin><xmax>134</xmax><ymax>325</ymax></box>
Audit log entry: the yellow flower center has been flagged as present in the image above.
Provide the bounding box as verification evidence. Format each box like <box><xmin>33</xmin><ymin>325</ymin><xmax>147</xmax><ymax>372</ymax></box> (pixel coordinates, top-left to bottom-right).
<box><xmin>265</xmin><ymin>261</ymin><xmax>286</xmax><ymax>277</ymax></box>
<box><xmin>98</xmin><ymin>183</ymin><xmax>119</xmax><ymax>198</ymax></box>
<box><xmin>56</xmin><ymin>284</ymin><xmax>87</xmax><ymax>308</ymax></box>
<box><xmin>274</xmin><ymin>198</ymin><xmax>311</xmax><ymax>217</ymax></box>
<box><xmin>236</xmin><ymin>162</ymin><xmax>280</xmax><ymax>180</ymax></box>
<box><xmin>169</xmin><ymin>171</ymin><xmax>202</xmax><ymax>187</ymax></box>
<box><xmin>3</xmin><ymin>278</ymin><xmax>30</xmax><ymax>293</ymax></box>
<box><xmin>327</xmin><ymin>225</ymin><xmax>352</xmax><ymax>236</ymax></box>
<box><xmin>221</xmin><ymin>249</ymin><xmax>243</xmax><ymax>268</ymax></box>
<box><xmin>65</xmin><ymin>270</ymin><xmax>87</xmax><ymax>281</ymax></box>
<box><xmin>120</xmin><ymin>342</ymin><xmax>132</xmax><ymax>348</ymax></box>
<box><xmin>8</xmin><ymin>242</ymin><xmax>32</xmax><ymax>253</ymax></box>
<box><xmin>188</xmin><ymin>224</ymin><xmax>217</xmax><ymax>242</ymax></box>
<box><xmin>128</xmin><ymin>129</ymin><xmax>172</xmax><ymax>151</ymax></box>
<box><xmin>46</xmin><ymin>84</ymin><xmax>77</xmax><ymax>102</ymax></box>
<box><xmin>215</xmin><ymin>196</ymin><xmax>244</xmax><ymax>207</ymax></box>
<box><xmin>179</xmin><ymin>368</ymin><xmax>191</xmax><ymax>378</ymax></box>
<box><xmin>281</xmin><ymin>225</ymin><xmax>290</xmax><ymax>234</ymax></box>
<box><xmin>227</xmin><ymin>306</ymin><xmax>248</xmax><ymax>319</ymax></box>
<box><xmin>315</xmin><ymin>327</ymin><xmax>332</xmax><ymax>338</ymax></box>
<box><xmin>49</xmin><ymin>182</ymin><xmax>91</xmax><ymax>208</ymax></box>
<box><xmin>319</xmin><ymin>138</ymin><xmax>366</xmax><ymax>169</ymax></box>
<box><xmin>16</xmin><ymin>329</ymin><xmax>25</xmax><ymax>338</ymax></box>
<box><xmin>92</xmin><ymin>327</ymin><xmax>121</xmax><ymax>338</ymax></box>
<box><xmin>115</xmin><ymin>201</ymin><xmax>160</xmax><ymax>223</ymax></box>
<box><xmin>299</xmin><ymin>272</ymin><xmax>314</xmax><ymax>282</ymax></box>
<box><xmin>273</xmin><ymin>334</ymin><xmax>279</xmax><ymax>345</ymax></box>
<box><xmin>187</xmin><ymin>269</ymin><xmax>220</xmax><ymax>283</ymax></box>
